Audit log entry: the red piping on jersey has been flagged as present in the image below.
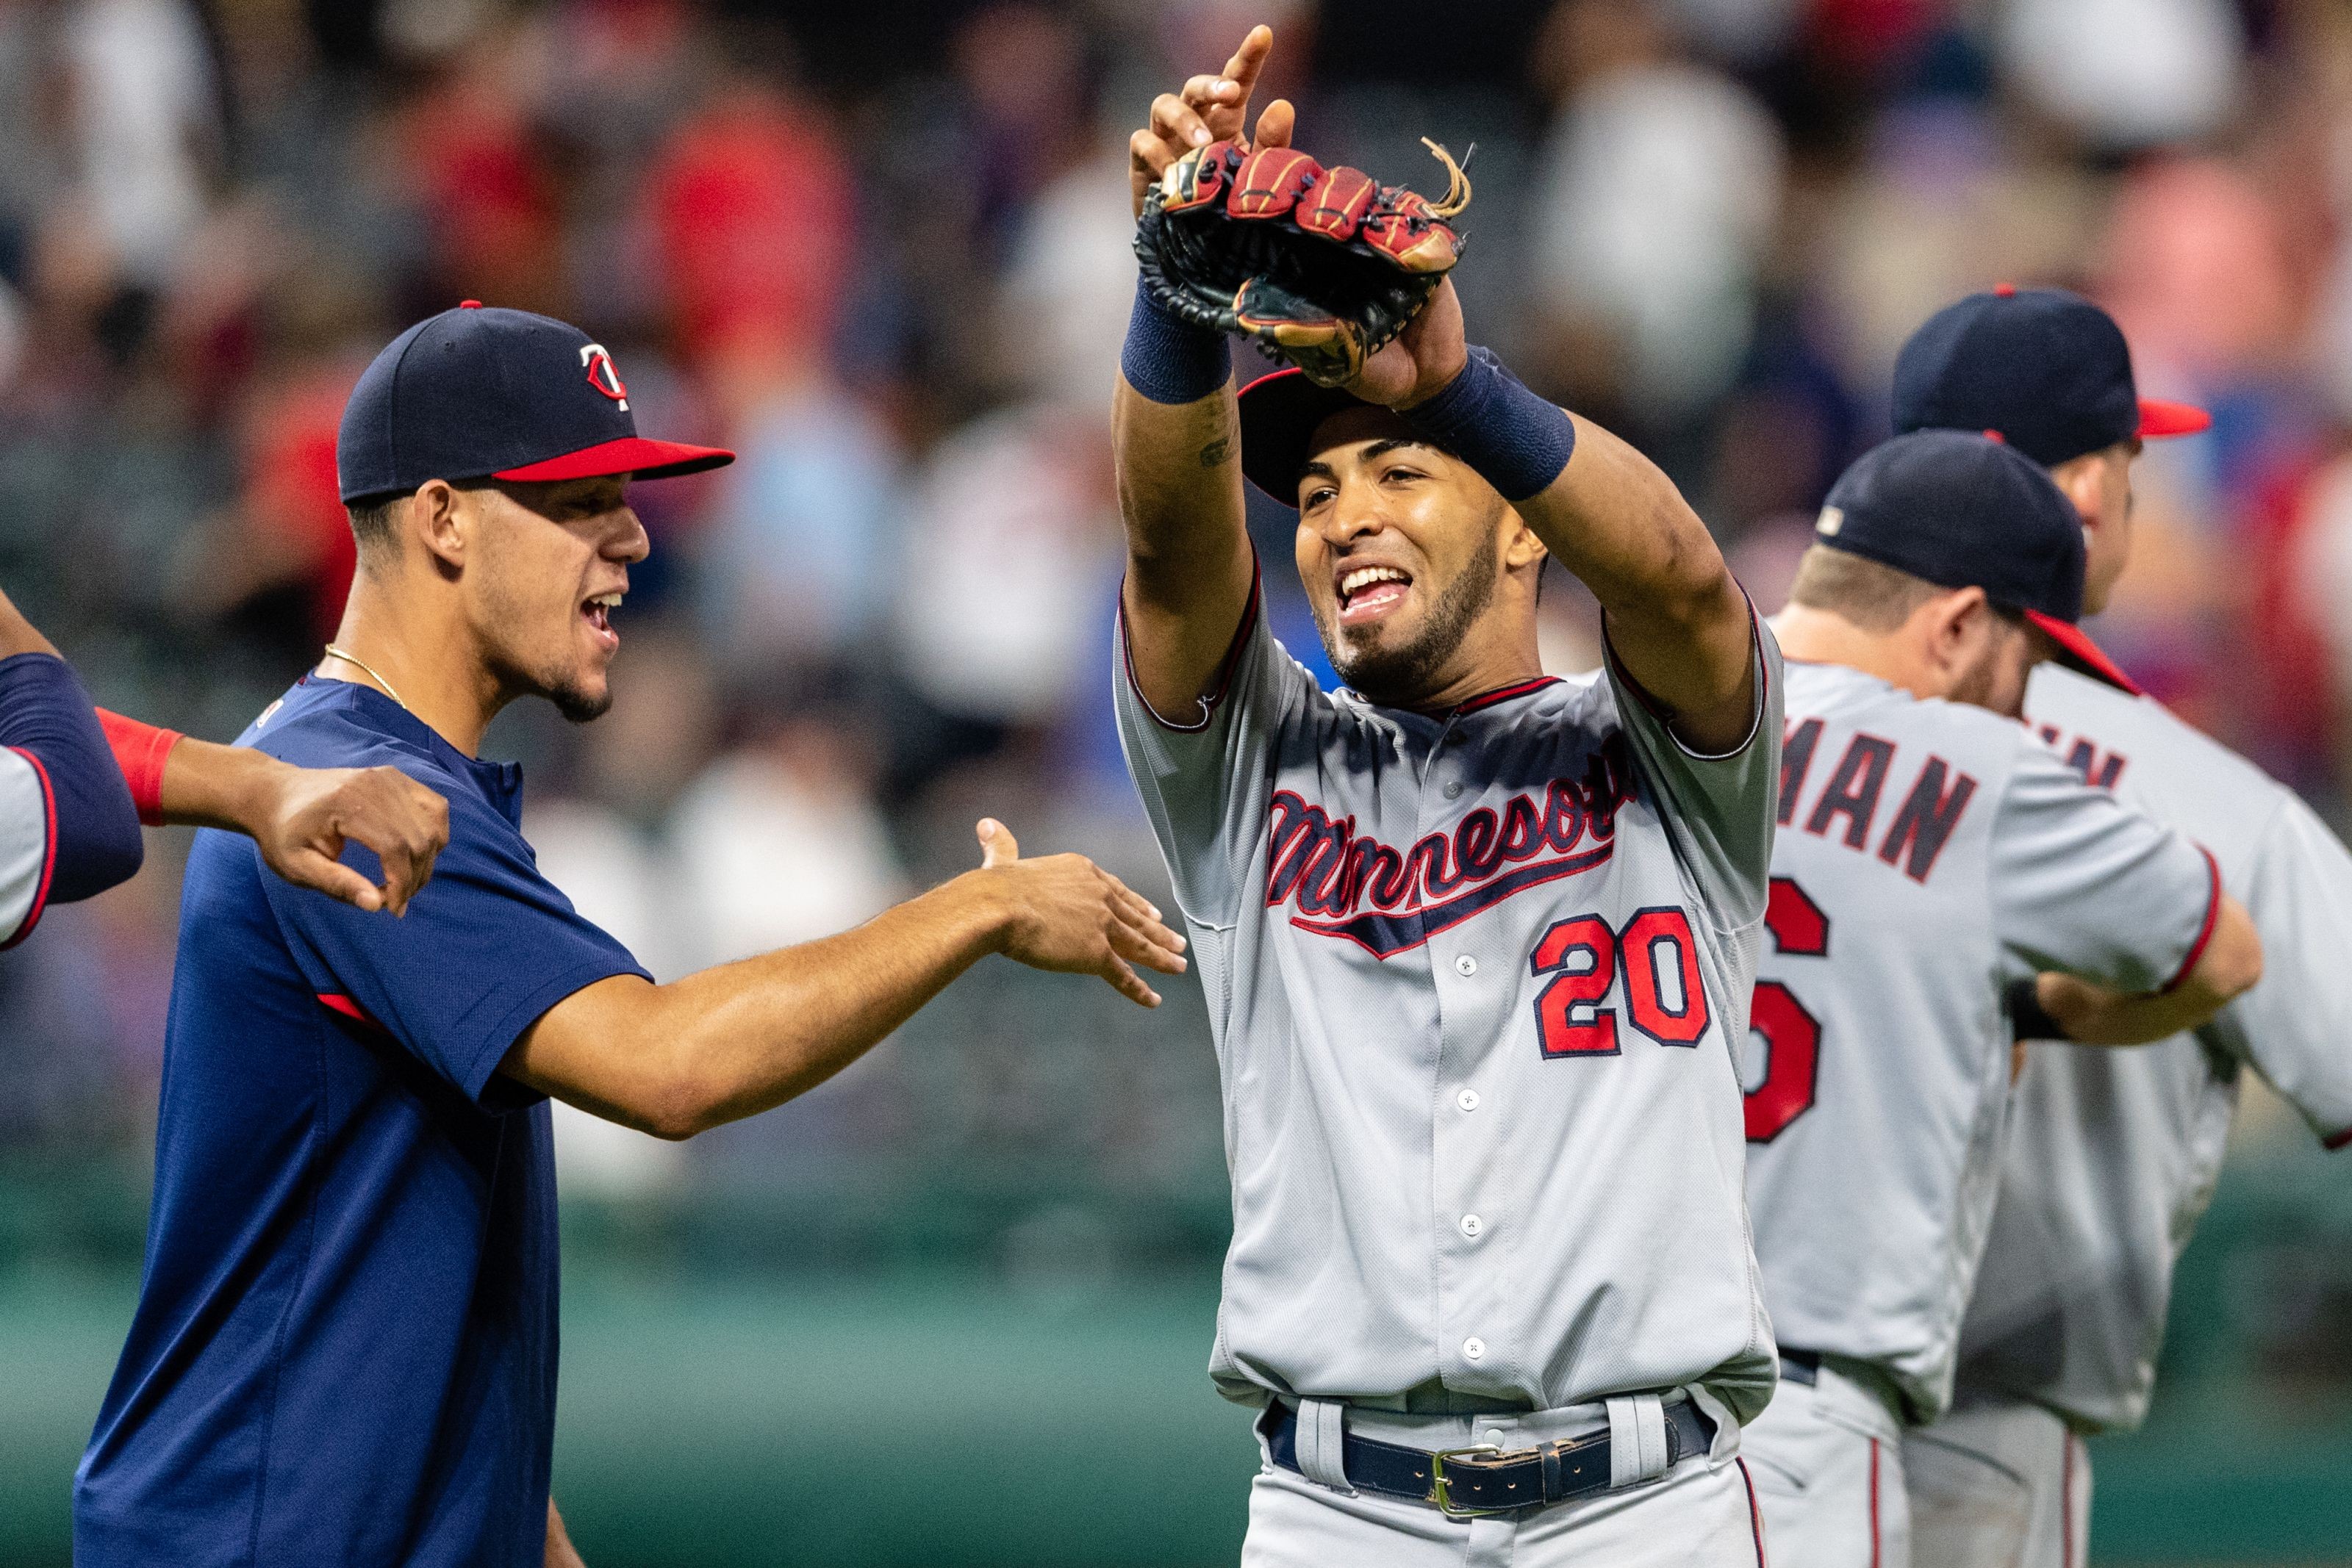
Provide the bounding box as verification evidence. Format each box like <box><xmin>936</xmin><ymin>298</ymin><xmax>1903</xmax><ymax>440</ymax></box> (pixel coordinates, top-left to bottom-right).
<box><xmin>0</xmin><ymin>747</ymin><xmax>58</xmax><ymax>951</ymax></box>
<box><xmin>1868</xmin><ymin>1438</ymin><xmax>1882</xmax><ymax>1568</ymax></box>
<box><xmin>1452</xmin><ymin>677</ymin><xmax>1561</xmax><ymax>715</ymax></box>
<box><xmin>2061</xmin><ymin>1434</ymin><xmax>2076</xmax><ymax>1568</ymax></box>
<box><xmin>315</xmin><ymin>992</ymin><xmax>390</xmax><ymax>1034</ymax></box>
<box><xmin>2159</xmin><ymin>846</ymin><xmax>2223</xmax><ymax>994</ymax></box>
<box><xmin>2325</xmin><ymin>1125</ymin><xmax>2352</xmax><ymax>1151</ymax></box>
<box><xmin>1738</xmin><ymin>1457</ymin><xmax>1769</xmax><ymax>1567</ymax></box>
<box><xmin>1117</xmin><ymin>555</ymin><xmax>1263</xmax><ymax>733</ymax></box>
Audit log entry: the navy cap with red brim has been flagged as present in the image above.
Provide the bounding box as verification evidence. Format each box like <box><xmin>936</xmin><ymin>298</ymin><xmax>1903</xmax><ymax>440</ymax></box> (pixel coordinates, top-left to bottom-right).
<box><xmin>495</xmin><ymin>435</ymin><xmax>734</xmax><ymax>483</ymax></box>
<box><xmin>337</xmin><ymin>303</ymin><xmax>734</xmax><ymax>502</ymax></box>
<box><xmin>2024</xmin><ymin>611</ymin><xmax>2143</xmax><ymax>697</ymax></box>
<box><xmin>1236</xmin><ymin>367</ymin><xmax>1384</xmax><ymax>506</ymax></box>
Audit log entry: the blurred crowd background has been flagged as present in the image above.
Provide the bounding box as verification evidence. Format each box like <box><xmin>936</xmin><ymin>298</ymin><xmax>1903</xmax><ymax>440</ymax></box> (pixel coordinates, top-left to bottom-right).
<box><xmin>4</xmin><ymin>0</ymin><xmax>2352</xmax><ymax>1561</ymax></box>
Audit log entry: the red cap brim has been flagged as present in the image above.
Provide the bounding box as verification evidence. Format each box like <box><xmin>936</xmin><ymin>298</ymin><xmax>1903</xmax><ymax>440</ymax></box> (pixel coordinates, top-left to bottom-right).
<box><xmin>494</xmin><ymin>435</ymin><xmax>734</xmax><ymax>483</ymax></box>
<box><xmin>2136</xmin><ymin>398</ymin><xmax>2211</xmax><ymax>439</ymax></box>
<box><xmin>2026</xmin><ymin>611</ymin><xmax>2142</xmax><ymax>697</ymax></box>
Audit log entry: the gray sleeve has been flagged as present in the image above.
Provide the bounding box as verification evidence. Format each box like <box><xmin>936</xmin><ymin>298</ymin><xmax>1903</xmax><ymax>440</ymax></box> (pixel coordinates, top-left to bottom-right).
<box><xmin>2203</xmin><ymin>795</ymin><xmax>2352</xmax><ymax>1149</ymax></box>
<box><xmin>1600</xmin><ymin>608</ymin><xmax>1783</xmax><ymax>932</ymax></box>
<box><xmin>0</xmin><ymin>747</ymin><xmax>50</xmax><ymax>947</ymax></box>
<box><xmin>1113</xmin><ymin>570</ymin><xmax>1323</xmax><ymax>929</ymax></box>
<box><xmin>1990</xmin><ymin>745</ymin><xmax>2220</xmax><ymax>992</ymax></box>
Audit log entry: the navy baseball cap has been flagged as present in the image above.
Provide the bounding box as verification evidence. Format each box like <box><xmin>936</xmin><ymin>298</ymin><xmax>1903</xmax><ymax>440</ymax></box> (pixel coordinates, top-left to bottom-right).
<box><xmin>1815</xmin><ymin>430</ymin><xmax>2139</xmax><ymax>693</ymax></box>
<box><xmin>336</xmin><ymin>302</ymin><xmax>733</xmax><ymax>503</ymax></box>
<box><xmin>1892</xmin><ymin>285</ymin><xmax>2209</xmax><ymax>468</ymax></box>
<box><xmin>1236</xmin><ymin>367</ymin><xmax>1386</xmax><ymax>504</ymax></box>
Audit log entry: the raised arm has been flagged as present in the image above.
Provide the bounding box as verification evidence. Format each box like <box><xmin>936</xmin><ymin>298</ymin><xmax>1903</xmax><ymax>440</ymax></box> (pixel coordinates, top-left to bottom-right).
<box><xmin>1116</xmin><ymin>26</ymin><xmax>1286</xmax><ymax>719</ymax></box>
<box><xmin>502</xmin><ymin>821</ymin><xmax>1188</xmax><ymax>1139</ymax></box>
<box><xmin>1344</xmin><ymin>286</ymin><xmax>1757</xmax><ymax>751</ymax></box>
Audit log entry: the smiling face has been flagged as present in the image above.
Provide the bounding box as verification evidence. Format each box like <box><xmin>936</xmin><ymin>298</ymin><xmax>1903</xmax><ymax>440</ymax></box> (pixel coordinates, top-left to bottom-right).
<box><xmin>464</xmin><ymin>475</ymin><xmax>648</xmax><ymax>722</ymax></box>
<box><xmin>1294</xmin><ymin>406</ymin><xmax>1542</xmax><ymax>706</ymax></box>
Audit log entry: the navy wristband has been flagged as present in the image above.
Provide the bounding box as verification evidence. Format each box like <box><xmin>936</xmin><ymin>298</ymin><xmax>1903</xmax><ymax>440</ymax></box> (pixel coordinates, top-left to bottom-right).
<box><xmin>2006</xmin><ymin>976</ymin><xmax>2066</xmax><ymax>1042</ymax></box>
<box><xmin>0</xmin><ymin>652</ymin><xmax>143</xmax><ymax>904</ymax></box>
<box><xmin>1402</xmin><ymin>345</ymin><xmax>1577</xmax><ymax>503</ymax></box>
<box><xmin>1121</xmin><ymin>281</ymin><xmax>1231</xmax><ymax>406</ymax></box>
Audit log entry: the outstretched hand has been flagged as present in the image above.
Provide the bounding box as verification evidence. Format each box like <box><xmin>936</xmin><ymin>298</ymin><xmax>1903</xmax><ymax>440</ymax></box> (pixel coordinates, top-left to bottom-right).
<box><xmin>245</xmin><ymin>759</ymin><xmax>450</xmax><ymax>915</ymax></box>
<box><xmin>1130</xmin><ymin>23</ymin><xmax>1297</xmax><ymax>218</ymax></box>
<box><xmin>971</xmin><ymin>819</ymin><xmax>1188</xmax><ymax>1007</ymax></box>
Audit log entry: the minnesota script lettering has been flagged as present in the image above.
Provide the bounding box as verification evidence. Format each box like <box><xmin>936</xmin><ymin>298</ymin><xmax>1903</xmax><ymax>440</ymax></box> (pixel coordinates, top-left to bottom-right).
<box><xmin>1265</xmin><ymin>736</ymin><xmax>1636</xmax><ymax>957</ymax></box>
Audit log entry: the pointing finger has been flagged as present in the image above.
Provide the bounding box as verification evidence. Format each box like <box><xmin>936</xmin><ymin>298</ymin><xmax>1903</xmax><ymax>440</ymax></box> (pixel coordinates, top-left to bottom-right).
<box><xmin>1220</xmin><ymin>24</ymin><xmax>1273</xmax><ymax>97</ymax></box>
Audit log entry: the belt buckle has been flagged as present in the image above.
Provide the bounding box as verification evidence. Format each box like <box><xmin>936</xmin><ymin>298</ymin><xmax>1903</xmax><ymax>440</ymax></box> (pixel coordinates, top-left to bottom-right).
<box><xmin>1428</xmin><ymin>1444</ymin><xmax>1510</xmax><ymax>1520</ymax></box>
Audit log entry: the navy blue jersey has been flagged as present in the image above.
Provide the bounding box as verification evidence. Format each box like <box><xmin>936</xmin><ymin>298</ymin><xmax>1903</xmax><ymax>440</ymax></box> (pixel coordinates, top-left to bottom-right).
<box><xmin>75</xmin><ymin>677</ymin><xmax>646</xmax><ymax>1567</ymax></box>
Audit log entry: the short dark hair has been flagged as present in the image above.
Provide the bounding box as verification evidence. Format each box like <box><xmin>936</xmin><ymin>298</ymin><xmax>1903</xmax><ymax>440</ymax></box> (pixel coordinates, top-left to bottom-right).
<box><xmin>345</xmin><ymin>493</ymin><xmax>404</xmax><ymax>561</ymax></box>
<box><xmin>1788</xmin><ymin>544</ymin><xmax>2025</xmax><ymax>635</ymax></box>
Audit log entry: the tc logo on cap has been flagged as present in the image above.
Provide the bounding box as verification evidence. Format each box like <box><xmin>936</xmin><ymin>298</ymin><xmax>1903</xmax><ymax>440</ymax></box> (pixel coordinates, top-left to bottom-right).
<box><xmin>580</xmin><ymin>343</ymin><xmax>629</xmax><ymax>410</ymax></box>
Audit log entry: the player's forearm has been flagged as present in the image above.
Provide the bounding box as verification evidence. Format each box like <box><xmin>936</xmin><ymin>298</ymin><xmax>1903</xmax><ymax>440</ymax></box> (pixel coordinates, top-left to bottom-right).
<box><xmin>1513</xmin><ymin>420</ymin><xmax>1752</xmax><ymax>719</ymax></box>
<box><xmin>1395</xmin><ymin>347</ymin><xmax>1752</xmax><ymax>741</ymax></box>
<box><xmin>2032</xmin><ymin>896</ymin><xmax>2263</xmax><ymax>1046</ymax></box>
<box><xmin>1114</xmin><ymin>287</ymin><xmax>1255</xmax><ymax>713</ymax></box>
<box><xmin>150</xmin><ymin>736</ymin><xmax>289</xmax><ymax>833</ymax></box>
<box><xmin>512</xmin><ymin>874</ymin><xmax>1014</xmax><ymax>1139</ymax></box>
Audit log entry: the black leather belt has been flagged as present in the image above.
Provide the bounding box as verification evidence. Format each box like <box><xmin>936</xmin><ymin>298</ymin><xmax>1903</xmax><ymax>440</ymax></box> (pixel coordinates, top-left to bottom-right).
<box><xmin>1779</xmin><ymin>1348</ymin><xmax>1821</xmax><ymax>1387</ymax></box>
<box><xmin>1261</xmin><ymin>1397</ymin><xmax>1715</xmax><ymax>1518</ymax></box>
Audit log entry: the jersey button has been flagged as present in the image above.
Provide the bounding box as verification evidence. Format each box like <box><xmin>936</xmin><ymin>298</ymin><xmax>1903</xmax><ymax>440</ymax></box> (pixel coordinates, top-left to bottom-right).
<box><xmin>1443</xmin><ymin>781</ymin><xmax>1463</xmax><ymax>799</ymax></box>
<box><xmin>1454</xmin><ymin>954</ymin><xmax>1478</xmax><ymax>977</ymax></box>
<box><xmin>1456</xmin><ymin>1087</ymin><xmax>1480</xmax><ymax>1112</ymax></box>
<box><xmin>1463</xmin><ymin>1337</ymin><xmax>1487</xmax><ymax>1362</ymax></box>
<box><xmin>1459</xmin><ymin>1213</ymin><xmax>1483</xmax><ymax>1239</ymax></box>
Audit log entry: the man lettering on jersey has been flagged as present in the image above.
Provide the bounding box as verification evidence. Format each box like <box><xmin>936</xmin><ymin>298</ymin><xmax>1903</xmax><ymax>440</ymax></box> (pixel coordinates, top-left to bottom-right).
<box><xmin>1741</xmin><ymin>431</ymin><xmax>2263</xmax><ymax>1568</ymax></box>
<box><xmin>1890</xmin><ymin>287</ymin><xmax>2352</xmax><ymax>1568</ymax></box>
<box><xmin>1116</xmin><ymin>29</ymin><xmax>1778</xmax><ymax>1564</ymax></box>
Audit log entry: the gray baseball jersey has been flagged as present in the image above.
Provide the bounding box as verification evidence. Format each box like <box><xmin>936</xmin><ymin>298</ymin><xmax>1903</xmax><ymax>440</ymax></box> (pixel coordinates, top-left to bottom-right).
<box><xmin>0</xmin><ymin>746</ymin><xmax>49</xmax><ymax>946</ymax></box>
<box><xmin>1952</xmin><ymin>664</ymin><xmax>2352</xmax><ymax>1432</ymax></box>
<box><xmin>1744</xmin><ymin>661</ymin><xmax>2222</xmax><ymax>1424</ymax></box>
<box><xmin>1114</xmin><ymin>578</ymin><xmax>1785</xmax><ymax>1424</ymax></box>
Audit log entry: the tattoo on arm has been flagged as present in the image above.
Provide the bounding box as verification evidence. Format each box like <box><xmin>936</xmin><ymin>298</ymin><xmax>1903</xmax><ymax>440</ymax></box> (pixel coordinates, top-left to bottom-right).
<box><xmin>1198</xmin><ymin>437</ymin><xmax>1231</xmax><ymax>469</ymax></box>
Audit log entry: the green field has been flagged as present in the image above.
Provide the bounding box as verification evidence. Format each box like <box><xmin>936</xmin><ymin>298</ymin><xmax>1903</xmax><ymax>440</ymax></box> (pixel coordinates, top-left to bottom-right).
<box><xmin>4</xmin><ymin>1259</ymin><xmax>2349</xmax><ymax>1567</ymax></box>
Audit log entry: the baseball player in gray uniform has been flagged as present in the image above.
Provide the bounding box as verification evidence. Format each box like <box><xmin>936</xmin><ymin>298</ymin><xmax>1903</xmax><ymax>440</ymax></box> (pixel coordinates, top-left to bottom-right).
<box><xmin>1892</xmin><ymin>288</ymin><xmax>2352</xmax><ymax>1568</ymax></box>
<box><xmin>1116</xmin><ymin>27</ymin><xmax>1778</xmax><ymax>1564</ymax></box>
<box><xmin>1741</xmin><ymin>431</ymin><xmax>2263</xmax><ymax>1568</ymax></box>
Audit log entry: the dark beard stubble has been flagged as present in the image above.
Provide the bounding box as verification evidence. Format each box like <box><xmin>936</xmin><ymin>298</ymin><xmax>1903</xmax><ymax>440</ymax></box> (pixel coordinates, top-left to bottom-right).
<box><xmin>1318</xmin><ymin>524</ymin><xmax>1502</xmax><ymax>705</ymax></box>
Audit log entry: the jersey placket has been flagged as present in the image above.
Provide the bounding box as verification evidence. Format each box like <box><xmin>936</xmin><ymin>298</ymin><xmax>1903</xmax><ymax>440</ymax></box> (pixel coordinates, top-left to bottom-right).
<box><xmin>1420</xmin><ymin>709</ymin><xmax>1518</xmax><ymax>1398</ymax></box>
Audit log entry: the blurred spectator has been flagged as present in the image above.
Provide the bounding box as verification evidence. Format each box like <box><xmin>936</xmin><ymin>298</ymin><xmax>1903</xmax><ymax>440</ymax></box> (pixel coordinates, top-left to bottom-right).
<box><xmin>636</xmin><ymin>24</ymin><xmax>853</xmax><ymax>371</ymax></box>
<box><xmin>1996</xmin><ymin>0</ymin><xmax>2246</xmax><ymax>151</ymax></box>
<box><xmin>671</xmin><ymin>677</ymin><xmax>907</xmax><ymax>963</ymax></box>
<box><xmin>890</xmin><ymin>406</ymin><xmax>1122</xmax><ymax>729</ymax></box>
<box><xmin>62</xmin><ymin>0</ymin><xmax>221</xmax><ymax>288</ymax></box>
<box><xmin>1524</xmin><ymin>0</ymin><xmax>1784</xmax><ymax>425</ymax></box>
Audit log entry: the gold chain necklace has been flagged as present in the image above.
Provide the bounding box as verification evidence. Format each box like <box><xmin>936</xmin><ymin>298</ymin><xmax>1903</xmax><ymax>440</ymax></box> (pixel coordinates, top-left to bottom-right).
<box><xmin>321</xmin><ymin>644</ymin><xmax>409</xmax><ymax>712</ymax></box>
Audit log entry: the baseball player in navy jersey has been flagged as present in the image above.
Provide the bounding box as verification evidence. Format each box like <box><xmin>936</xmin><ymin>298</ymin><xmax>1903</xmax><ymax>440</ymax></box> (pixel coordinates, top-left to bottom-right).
<box><xmin>73</xmin><ymin>303</ymin><xmax>1187</xmax><ymax>1568</ymax></box>
<box><xmin>1891</xmin><ymin>288</ymin><xmax>2352</xmax><ymax>1568</ymax></box>
<box><xmin>1118</xmin><ymin>28</ymin><xmax>1779</xmax><ymax>1564</ymax></box>
<box><xmin>1</xmin><ymin>581</ymin><xmax>448</xmax><ymax>946</ymax></box>
<box><xmin>1739</xmin><ymin>431</ymin><xmax>2262</xmax><ymax>1568</ymax></box>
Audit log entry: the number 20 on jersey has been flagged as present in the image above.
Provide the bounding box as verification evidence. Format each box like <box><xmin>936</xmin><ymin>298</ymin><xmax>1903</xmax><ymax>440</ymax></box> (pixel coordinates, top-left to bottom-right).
<box><xmin>1529</xmin><ymin>906</ymin><xmax>1713</xmax><ymax>1057</ymax></box>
